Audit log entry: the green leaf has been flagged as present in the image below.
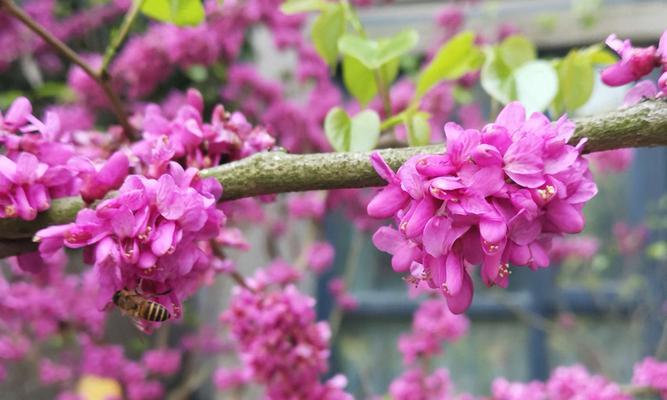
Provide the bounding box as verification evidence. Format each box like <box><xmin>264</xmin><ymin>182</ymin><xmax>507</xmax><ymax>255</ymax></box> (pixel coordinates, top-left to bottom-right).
<box><xmin>342</xmin><ymin>55</ymin><xmax>377</xmax><ymax>106</ymax></box>
<box><xmin>498</xmin><ymin>35</ymin><xmax>536</xmax><ymax>69</ymax></box>
<box><xmin>141</xmin><ymin>0</ymin><xmax>205</xmax><ymax>26</ymax></box>
<box><xmin>480</xmin><ymin>47</ymin><xmax>516</xmax><ymax>104</ymax></box>
<box><xmin>555</xmin><ymin>51</ymin><xmax>594</xmax><ymax>112</ymax></box>
<box><xmin>416</xmin><ymin>31</ymin><xmax>483</xmax><ymax>97</ymax></box>
<box><xmin>338</xmin><ymin>29</ymin><xmax>418</xmax><ymax>70</ymax></box>
<box><xmin>185</xmin><ymin>65</ymin><xmax>208</xmax><ymax>82</ymax></box>
<box><xmin>375</xmin><ymin>29</ymin><xmax>419</xmax><ymax>67</ymax></box>
<box><xmin>349</xmin><ymin>110</ymin><xmax>380</xmax><ymax>151</ymax></box>
<box><xmin>406</xmin><ymin>112</ymin><xmax>431</xmax><ymax>146</ymax></box>
<box><xmin>0</xmin><ymin>91</ymin><xmax>24</xmax><ymax>109</ymax></box>
<box><xmin>338</xmin><ymin>35</ymin><xmax>378</xmax><ymax>69</ymax></box>
<box><xmin>324</xmin><ymin>108</ymin><xmax>380</xmax><ymax>152</ymax></box>
<box><xmin>280</xmin><ymin>0</ymin><xmax>327</xmax><ymax>14</ymax></box>
<box><xmin>311</xmin><ymin>4</ymin><xmax>345</xmax><ymax>66</ymax></box>
<box><xmin>452</xmin><ymin>85</ymin><xmax>474</xmax><ymax>104</ymax></box>
<box><xmin>379</xmin><ymin>57</ymin><xmax>400</xmax><ymax>87</ymax></box>
<box><xmin>514</xmin><ymin>60</ymin><xmax>558</xmax><ymax>115</ymax></box>
<box><xmin>324</xmin><ymin>107</ymin><xmax>351</xmax><ymax>152</ymax></box>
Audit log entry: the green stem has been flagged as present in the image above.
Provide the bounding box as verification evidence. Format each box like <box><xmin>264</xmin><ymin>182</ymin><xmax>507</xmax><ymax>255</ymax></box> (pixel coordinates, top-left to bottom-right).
<box><xmin>100</xmin><ymin>0</ymin><xmax>146</xmax><ymax>79</ymax></box>
<box><xmin>0</xmin><ymin>100</ymin><xmax>666</xmax><ymax>249</ymax></box>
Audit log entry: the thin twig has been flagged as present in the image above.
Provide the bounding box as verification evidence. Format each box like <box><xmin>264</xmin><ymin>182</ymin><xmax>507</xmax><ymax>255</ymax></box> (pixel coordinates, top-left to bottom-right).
<box><xmin>0</xmin><ymin>0</ymin><xmax>135</xmax><ymax>138</ymax></box>
<box><xmin>100</xmin><ymin>0</ymin><xmax>146</xmax><ymax>78</ymax></box>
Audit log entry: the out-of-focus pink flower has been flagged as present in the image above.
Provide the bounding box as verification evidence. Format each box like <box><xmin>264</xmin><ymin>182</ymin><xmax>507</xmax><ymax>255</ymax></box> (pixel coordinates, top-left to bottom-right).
<box><xmin>436</xmin><ymin>6</ymin><xmax>464</xmax><ymax>34</ymax></box>
<box><xmin>328</xmin><ymin>278</ymin><xmax>358</xmax><ymax>311</ymax></box>
<box><xmin>549</xmin><ymin>236</ymin><xmax>599</xmax><ymax>263</ymax></box>
<box><xmin>39</xmin><ymin>359</ymin><xmax>73</xmax><ymax>385</ymax></box>
<box><xmin>368</xmin><ymin>102</ymin><xmax>597</xmax><ymax>313</ymax></box>
<box><xmin>601</xmin><ymin>34</ymin><xmax>660</xmax><ymax>86</ymax></box>
<box><xmin>613</xmin><ymin>222</ymin><xmax>648</xmax><ymax>256</ymax></box>
<box><xmin>632</xmin><ymin>357</ymin><xmax>667</xmax><ymax>398</ymax></box>
<box><xmin>389</xmin><ymin>368</ymin><xmax>454</xmax><ymax>400</ymax></box>
<box><xmin>142</xmin><ymin>349</ymin><xmax>181</xmax><ymax>376</ymax></box>
<box><xmin>288</xmin><ymin>191</ymin><xmax>327</xmax><ymax>220</ymax></box>
<box><xmin>498</xmin><ymin>24</ymin><xmax>521</xmax><ymax>41</ymax></box>
<box><xmin>213</xmin><ymin>367</ymin><xmax>252</xmax><ymax>390</ymax></box>
<box><xmin>492</xmin><ymin>378</ymin><xmax>546</xmax><ymax>400</ymax></box>
<box><xmin>307</xmin><ymin>241</ymin><xmax>335</xmax><ymax>274</ymax></box>
<box><xmin>398</xmin><ymin>298</ymin><xmax>469</xmax><ymax>364</ymax></box>
<box><xmin>546</xmin><ymin>365</ymin><xmax>630</xmax><ymax>400</ymax></box>
<box><xmin>587</xmin><ymin>149</ymin><xmax>634</xmax><ymax>175</ymax></box>
<box><xmin>624</xmin><ymin>80</ymin><xmax>658</xmax><ymax>106</ymax></box>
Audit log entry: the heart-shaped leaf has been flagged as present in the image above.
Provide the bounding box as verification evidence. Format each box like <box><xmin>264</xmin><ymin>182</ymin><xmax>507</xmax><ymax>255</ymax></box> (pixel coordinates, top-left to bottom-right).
<box><xmin>324</xmin><ymin>108</ymin><xmax>380</xmax><ymax>152</ymax></box>
<box><xmin>141</xmin><ymin>0</ymin><xmax>205</xmax><ymax>26</ymax></box>
<box><xmin>312</xmin><ymin>4</ymin><xmax>345</xmax><ymax>66</ymax></box>
<box><xmin>416</xmin><ymin>31</ymin><xmax>484</xmax><ymax>97</ymax></box>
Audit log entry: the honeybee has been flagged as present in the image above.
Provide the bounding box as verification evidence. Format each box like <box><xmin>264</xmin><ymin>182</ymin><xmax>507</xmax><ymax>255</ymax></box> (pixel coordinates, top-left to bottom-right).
<box><xmin>112</xmin><ymin>289</ymin><xmax>171</xmax><ymax>324</ymax></box>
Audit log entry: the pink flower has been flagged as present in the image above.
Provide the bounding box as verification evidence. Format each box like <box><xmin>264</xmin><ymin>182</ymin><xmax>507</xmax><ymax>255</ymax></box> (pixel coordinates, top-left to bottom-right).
<box><xmin>549</xmin><ymin>236</ymin><xmax>599</xmax><ymax>263</ymax></box>
<box><xmin>307</xmin><ymin>241</ymin><xmax>335</xmax><ymax>274</ymax></box>
<box><xmin>613</xmin><ymin>222</ymin><xmax>648</xmax><ymax>256</ymax></box>
<box><xmin>546</xmin><ymin>365</ymin><xmax>630</xmax><ymax>400</ymax></box>
<box><xmin>70</xmin><ymin>150</ymin><xmax>129</xmax><ymax>203</ymax></box>
<box><xmin>39</xmin><ymin>358</ymin><xmax>73</xmax><ymax>385</ymax></box>
<box><xmin>367</xmin><ymin>102</ymin><xmax>597</xmax><ymax>313</ymax></box>
<box><xmin>221</xmin><ymin>283</ymin><xmax>345</xmax><ymax>398</ymax></box>
<box><xmin>213</xmin><ymin>367</ymin><xmax>252</xmax><ymax>390</ymax></box>
<box><xmin>142</xmin><ymin>349</ymin><xmax>181</xmax><ymax>376</ymax></box>
<box><xmin>492</xmin><ymin>378</ymin><xmax>546</xmax><ymax>400</ymax></box>
<box><xmin>601</xmin><ymin>34</ymin><xmax>660</xmax><ymax>86</ymax></box>
<box><xmin>398</xmin><ymin>298</ymin><xmax>469</xmax><ymax>364</ymax></box>
<box><xmin>623</xmin><ymin>80</ymin><xmax>658</xmax><ymax>106</ymax></box>
<box><xmin>35</xmin><ymin>162</ymin><xmax>225</xmax><ymax>319</ymax></box>
<box><xmin>389</xmin><ymin>368</ymin><xmax>454</xmax><ymax>400</ymax></box>
<box><xmin>328</xmin><ymin>278</ymin><xmax>358</xmax><ymax>311</ymax></box>
<box><xmin>632</xmin><ymin>357</ymin><xmax>667</xmax><ymax>398</ymax></box>
<box><xmin>587</xmin><ymin>149</ymin><xmax>634</xmax><ymax>175</ymax></box>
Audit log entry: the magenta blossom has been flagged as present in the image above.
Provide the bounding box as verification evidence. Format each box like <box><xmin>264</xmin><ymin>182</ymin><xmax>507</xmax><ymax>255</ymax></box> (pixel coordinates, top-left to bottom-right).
<box><xmin>307</xmin><ymin>241</ymin><xmax>335</xmax><ymax>274</ymax></box>
<box><xmin>220</xmin><ymin>282</ymin><xmax>351</xmax><ymax>399</ymax></box>
<box><xmin>328</xmin><ymin>278</ymin><xmax>358</xmax><ymax>311</ymax></box>
<box><xmin>632</xmin><ymin>357</ymin><xmax>667</xmax><ymax>398</ymax></box>
<box><xmin>34</xmin><ymin>162</ymin><xmax>225</xmax><ymax>321</ymax></box>
<box><xmin>587</xmin><ymin>149</ymin><xmax>634</xmax><ymax>175</ymax></box>
<box><xmin>368</xmin><ymin>102</ymin><xmax>597</xmax><ymax>313</ymax></box>
<box><xmin>601</xmin><ymin>34</ymin><xmax>661</xmax><ymax>86</ymax></box>
<box><xmin>398</xmin><ymin>298</ymin><xmax>469</xmax><ymax>364</ymax></box>
<box><xmin>389</xmin><ymin>368</ymin><xmax>454</xmax><ymax>400</ymax></box>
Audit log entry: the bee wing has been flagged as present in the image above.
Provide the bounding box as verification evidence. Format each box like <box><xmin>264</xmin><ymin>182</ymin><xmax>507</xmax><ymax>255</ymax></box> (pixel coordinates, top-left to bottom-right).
<box><xmin>130</xmin><ymin>317</ymin><xmax>154</xmax><ymax>335</ymax></box>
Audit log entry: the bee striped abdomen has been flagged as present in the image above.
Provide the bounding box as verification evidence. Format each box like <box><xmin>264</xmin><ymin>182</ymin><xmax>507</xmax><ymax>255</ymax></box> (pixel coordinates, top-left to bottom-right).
<box><xmin>142</xmin><ymin>301</ymin><xmax>170</xmax><ymax>322</ymax></box>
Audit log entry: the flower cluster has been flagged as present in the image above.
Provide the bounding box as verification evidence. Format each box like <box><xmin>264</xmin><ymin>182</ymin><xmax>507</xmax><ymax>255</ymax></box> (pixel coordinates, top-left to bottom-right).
<box><xmin>328</xmin><ymin>278</ymin><xmax>359</xmax><ymax>311</ymax></box>
<box><xmin>34</xmin><ymin>162</ymin><xmax>224</xmax><ymax>321</ymax></box>
<box><xmin>389</xmin><ymin>368</ymin><xmax>455</xmax><ymax>400</ymax></box>
<box><xmin>133</xmin><ymin>88</ymin><xmax>275</xmax><ymax>176</ymax></box>
<box><xmin>492</xmin><ymin>365</ymin><xmax>631</xmax><ymax>400</ymax></box>
<box><xmin>220</xmin><ymin>282</ymin><xmax>352</xmax><ymax>399</ymax></box>
<box><xmin>601</xmin><ymin>30</ymin><xmax>667</xmax><ymax>97</ymax></box>
<box><xmin>368</xmin><ymin>102</ymin><xmax>597</xmax><ymax>313</ymax></box>
<box><xmin>632</xmin><ymin>357</ymin><xmax>667</xmax><ymax>398</ymax></box>
<box><xmin>0</xmin><ymin>96</ymin><xmax>129</xmax><ymax>216</ymax></box>
<box><xmin>398</xmin><ymin>298</ymin><xmax>469</xmax><ymax>364</ymax></box>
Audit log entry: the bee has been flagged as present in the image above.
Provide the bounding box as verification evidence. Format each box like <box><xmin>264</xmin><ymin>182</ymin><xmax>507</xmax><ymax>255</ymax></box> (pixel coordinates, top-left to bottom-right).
<box><xmin>112</xmin><ymin>289</ymin><xmax>171</xmax><ymax>323</ymax></box>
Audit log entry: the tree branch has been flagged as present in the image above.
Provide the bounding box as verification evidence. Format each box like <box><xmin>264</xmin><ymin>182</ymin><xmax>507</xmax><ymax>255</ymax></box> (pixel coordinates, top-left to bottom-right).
<box><xmin>0</xmin><ymin>100</ymin><xmax>666</xmax><ymax>250</ymax></box>
<box><xmin>0</xmin><ymin>0</ymin><xmax>136</xmax><ymax>138</ymax></box>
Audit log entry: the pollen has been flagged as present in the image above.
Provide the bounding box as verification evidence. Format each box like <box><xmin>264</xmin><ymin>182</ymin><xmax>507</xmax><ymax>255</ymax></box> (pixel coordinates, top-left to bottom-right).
<box><xmin>430</xmin><ymin>186</ymin><xmax>446</xmax><ymax>198</ymax></box>
<box><xmin>483</xmin><ymin>240</ymin><xmax>500</xmax><ymax>253</ymax></box>
<box><xmin>537</xmin><ymin>184</ymin><xmax>556</xmax><ymax>201</ymax></box>
<box><xmin>498</xmin><ymin>264</ymin><xmax>511</xmax><ymax>279</ymax></box>
<box><xmin>4</xmin><ymin>205</ymin><xmax>16</xmax><ymax>217</ymax></box>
